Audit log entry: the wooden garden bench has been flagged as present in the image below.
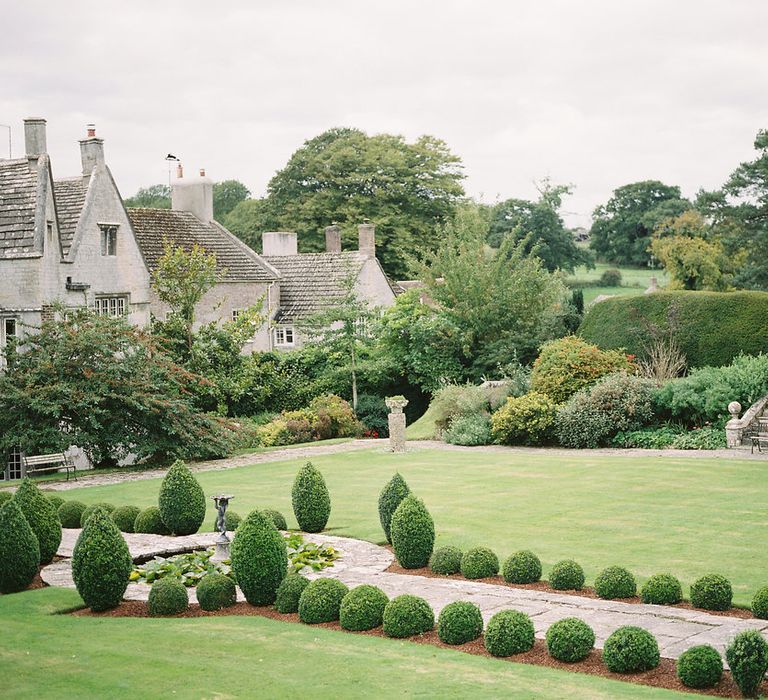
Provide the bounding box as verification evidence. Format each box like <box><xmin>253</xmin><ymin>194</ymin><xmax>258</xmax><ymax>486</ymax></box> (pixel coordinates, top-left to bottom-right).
<box><xmin>23</xmin><ymin>453</ymin><xmax>77</xmax><ymax>481</ymax></box>
<box><xmin>751</xmin><ymin>434</ymin><xmax>768</xmax><ymax>454</ymax></box>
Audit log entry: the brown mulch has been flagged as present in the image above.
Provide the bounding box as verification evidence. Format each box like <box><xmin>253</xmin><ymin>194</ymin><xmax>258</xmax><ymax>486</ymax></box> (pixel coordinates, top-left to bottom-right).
<box><xmin>385</xmin><ymin>561</ymin><xmax>755</xmax><ymax>619</ymax></box>
<box><xmin>72</xmin><ymin>599</ymin><xmax>760</xmax><ymax>698</ymax></box>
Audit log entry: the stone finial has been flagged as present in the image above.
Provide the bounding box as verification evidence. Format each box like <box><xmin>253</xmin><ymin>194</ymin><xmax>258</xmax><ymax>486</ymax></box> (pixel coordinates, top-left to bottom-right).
<box><xmin>728</xmin><ymin>401</ymin><xmax>742</xmax><ymax>418</ymax></box>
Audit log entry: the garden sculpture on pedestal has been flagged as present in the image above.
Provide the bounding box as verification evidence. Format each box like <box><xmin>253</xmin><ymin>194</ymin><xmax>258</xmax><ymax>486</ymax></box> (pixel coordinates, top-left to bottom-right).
<box><xmin>211</xmin><ymin>494</ymin><xmax>234</xmax><ymax>562</ymax></box>
<box><xmin>385</xmin><ymin>396</ymin><xmax>409</xmax><ymax>453</ymax></box>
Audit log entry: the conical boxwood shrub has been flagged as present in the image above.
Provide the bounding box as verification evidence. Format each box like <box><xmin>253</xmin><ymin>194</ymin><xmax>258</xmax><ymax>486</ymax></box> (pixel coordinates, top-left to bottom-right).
<box><xmin>14</xmin><ymin>479</ymin><xmax>61</xmax><ymax>564</ymax></box>
<box><xmin>291</xmin><ymin>462</ymin><xmax>330</xmax><ymax>533</ymax></box>
<box><xmin>390</xmin><ymin>494</ymin><xmax>435</xmax><ymax>569</ymax></box>
<box><xmin>158</xmin><ymin>460</ymin><xmax>206</xmax><ymax>535</ymax></box>
<box><xmin>378</xmin><ymin>473</ymin><xmax>410</xmax><ymax>543</ymax></box>
<box><xmin>230</xmin><ymin>510</ymin><xmax>288</xmax><ymax>605</ymax></box>
<box><xmin>72</xmin><ymin>507</ymin><xmax>132</xmax><ymax>611</ymax></box>
<box><xmin>0</xmin><ymin>498</ymin><xmax>40</xmax><ymax>593</ymax></box>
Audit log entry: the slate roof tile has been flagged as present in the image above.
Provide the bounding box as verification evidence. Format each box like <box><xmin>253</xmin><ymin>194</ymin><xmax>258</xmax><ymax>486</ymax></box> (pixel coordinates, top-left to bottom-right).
<box><xmin>52</xmin><ymin>177</ymin><xmax>86</xmax><ymax>257</ymax></box>
<box><xmin>0</xmin><ymin>158</ymin><xmax>38</xmax><ymax>258</ymax></box>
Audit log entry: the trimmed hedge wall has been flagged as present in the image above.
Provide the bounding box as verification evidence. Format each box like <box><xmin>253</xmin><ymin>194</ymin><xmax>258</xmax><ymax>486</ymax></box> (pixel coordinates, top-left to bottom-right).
<box><xmin>578</xmin><ymin>291</ymin><xmax>768</xmax><ymax>368</ymax></box>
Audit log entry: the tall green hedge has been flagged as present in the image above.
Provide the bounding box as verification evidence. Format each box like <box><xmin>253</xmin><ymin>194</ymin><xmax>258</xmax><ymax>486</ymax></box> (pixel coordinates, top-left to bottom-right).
<box><xmin>230</xmin><ymin>510</ymin><xmax>287</xmax><ymax>605</ymax></box>
<box><xmin>13</xmin><ymin>479</ymin><xmax>61</xmax><ymax>564</ymax></box>
<box><xmin>0</xmin><ymin>498</ymin><xmax>40</xmax><ymax>593</ymax></box>
<box><xmin>158</xmin><ymin>460</ymin><xmax>206</xmax><ymax>536</ymax></box>
<box><xmin>291</xmin><ymin>462</ymin><xmax>331</xmax><ymax>533</ymax></box>
<box><xmin>578</xmin><ymin>291</ymin><xmax>768</xmax><ymax>368</ymax></box>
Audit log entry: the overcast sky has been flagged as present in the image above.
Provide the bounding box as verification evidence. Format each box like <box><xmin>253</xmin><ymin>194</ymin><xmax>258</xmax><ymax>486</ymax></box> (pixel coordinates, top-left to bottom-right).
<box><xmin>1</xmin><ymin>0</ymin><xmax>766</xmax><ymax>227</ymax></box>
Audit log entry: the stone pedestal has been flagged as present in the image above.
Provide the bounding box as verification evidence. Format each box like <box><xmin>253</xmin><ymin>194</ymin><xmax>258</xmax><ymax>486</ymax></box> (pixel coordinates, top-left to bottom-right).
<box><xmin>385</xmin><ymin>397</ymin><xmax>408</xmax><ymax>453</ymax></box>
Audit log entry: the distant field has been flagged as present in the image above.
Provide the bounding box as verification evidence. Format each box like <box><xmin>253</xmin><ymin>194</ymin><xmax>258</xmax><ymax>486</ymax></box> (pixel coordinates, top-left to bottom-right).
<box><xmin>567</xmin><ymin>262</ymin><xmax>669</xmax><ymax>305</ymax></box>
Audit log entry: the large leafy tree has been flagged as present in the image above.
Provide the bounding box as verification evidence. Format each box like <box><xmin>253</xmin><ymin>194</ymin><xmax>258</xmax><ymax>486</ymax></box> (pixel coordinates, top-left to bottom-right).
<box><xmin>488</xmin><ymin>180</ymin><xmax>594</xmax><ymax>272</ymax></box>
<box><xmin>124</xmin><ymin>184</ymin><xmax>170</xmax><ymax>209</ymax></box>
<box><xmin>223</xmin><ymin>198</ymin><xmax>273</xmax><ymax>253</ymax></box>
<box><xmin>213</xmin><ymin>180</ymin><xmax>250</xmax><ymax>221</ymax></box>
<box><xmin>589</xmin><ymin>180</ymin><xmax>691</xmax><ymax>265</ymax></box>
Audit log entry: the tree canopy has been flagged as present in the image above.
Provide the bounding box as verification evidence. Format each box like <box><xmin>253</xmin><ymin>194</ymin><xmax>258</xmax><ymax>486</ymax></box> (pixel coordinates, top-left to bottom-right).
<box><xmin>213</xmin><ymin>180</ymin><xmax>250</xmax><ymax>221</ymax></box>
<box><xmin>124</xmin><ymin>184</ymin><xmax>171</xmax><ymax>209</ymax></box>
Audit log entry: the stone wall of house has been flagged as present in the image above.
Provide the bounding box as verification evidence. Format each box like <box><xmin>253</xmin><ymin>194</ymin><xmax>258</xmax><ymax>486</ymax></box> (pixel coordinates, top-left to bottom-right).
<box><xmin>356</xmin><ymin>257</ymin><xmax>396</xmax><ymax>310</ymax></box>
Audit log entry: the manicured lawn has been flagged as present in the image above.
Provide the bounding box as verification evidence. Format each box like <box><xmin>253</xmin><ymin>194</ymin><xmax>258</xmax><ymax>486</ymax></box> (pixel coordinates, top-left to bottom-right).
<box><xmin>0</xmin><ymin>588</ymin><xmax>691</xmax><ymax>699</ymax></box>
<box><xmin>568</xmin><ymin>262</ymin><xmax>670</xmax><ymax>304</ymax></box>
<box><xmin>61</xmin><ymin>447</ymin><xmax>768</xmax><ymax>606</ymax></box>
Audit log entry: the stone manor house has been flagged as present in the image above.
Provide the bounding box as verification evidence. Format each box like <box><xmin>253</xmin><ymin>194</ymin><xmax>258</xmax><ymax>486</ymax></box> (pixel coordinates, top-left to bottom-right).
<box><xmin>0</xmin><ymin>118</ymin><xmax>396</xmax><ymax>361</ymax></box>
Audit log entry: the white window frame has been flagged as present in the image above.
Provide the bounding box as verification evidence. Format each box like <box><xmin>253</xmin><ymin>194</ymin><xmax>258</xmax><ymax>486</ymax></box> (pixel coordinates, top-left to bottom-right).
<box><xmin>231</xmin><ymin>308</ymin><xmax>244</xmax><ymax>321</ymax></box>
<box><xmin>0</xmin><ymin>316</ymin><xmax>18</xmax><ymax>369</ymax></box>
<box><xmin>273</xmin><ymin>325</ymin><xmax>295</xmax><ymax>347</ymax></box>
<box><xmin>94</xmin><ymin>296</ymin><xmax>127</xmax><ymax>317</ymax></box>
<box><xmin>99</xmin><ymin>224</ymin><xmax>118</xmax><ymax>257</ymax></box>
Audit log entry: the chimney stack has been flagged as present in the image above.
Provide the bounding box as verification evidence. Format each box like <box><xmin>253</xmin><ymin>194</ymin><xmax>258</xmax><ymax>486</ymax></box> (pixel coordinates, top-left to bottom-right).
<box><xmin>358</xmin><ymin>220</ymin><xmax>375</xmax><ymax>258</ymax></box>
<box><xmin>262</xmin><ymin>232</ymin><xmax>298</xmax><ymax>256</ymax></box>
<box><xmin>171</xmin><ymin>166</ymin><xmax>214</xmax><ymax>223</ymax></box>
<box><xmin>79</xmin><ymin>123</ymin><xmax>105</xmax><ymax>182</ymax></box>
<box><xmin>325</xmin><ymin>224</ymin><xmax>342</xmax><ymax>253</ymax></box>
<box><xmin>24</xmin><ymin>118</ymin><xmax>47</xmax><ymax>160</ymax></box>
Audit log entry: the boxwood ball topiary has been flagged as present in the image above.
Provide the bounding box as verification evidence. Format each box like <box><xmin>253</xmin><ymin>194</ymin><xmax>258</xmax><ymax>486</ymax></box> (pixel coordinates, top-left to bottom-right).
<box><xmin>197</xmin><ymin>573</ymin><xmax>236</xmax><ymax>611</ymax></box>
<box><xmin>213</xmin><ymin>510</ymin><xmax>241</xmax><ymax>532</ymax></box>
<box><xmin>230</xmin><ymin>510</ymin><xmax>288</xmax><ymax>606</ymax></box>
<box><xmin>339</xmin><ymin>585</ymin><xmax>389</xmax><ymax>631</ymax></box>
<box><xmin>545</xmin><ymin>617</ymin><xmax>595</xmax><ymax>662</ymax></box>
<box><xmin>263</xmin><ymin>509</ymin><xmax>286</xmax><ymax>531</ymax></box>
<box><xmin>549</xmin><ymin>560</ymin><xmax>585</xmax><ymax>591</ymax></box>
<box><xmin>503</xmin><ymin>550</ymin><xmax>542</xmax><ymax>584</ymax></box>
<box><xmin>72</xmin><ymin>507</ymin><xmax>132</xmax><ymax>611</ymax></box>
<box><xmin>378</xmin><ymin>473</ymin><xmax>410</xmax><ymax>543</ymax></box>
<box><xmin>676</xmin><ymin>645</ymin><xmax>723</xmax><ymax>689</ymax></box>
<box><xmin>594</xmin><ymin>566</ymin><xmax>637</xmax><ymax>599</ymax></box>
<box><xmin>111</xmin><ymin>505</ymin><xmax>141</xmax><ymax>533</ymax></box>
<box><xmin>298</xmin><ymin>578</ymin><xmax>349</xmax><ymax>624</ymax></box>
<box><xmin>602</xmin><ymin>626</ymin><xmax>660</xmax><ymax>673</ymax></box>
<box><xmin>14</xmin><ymin>479</ymin><xmax>62</xmax><ymax>565</ymax></box>
<box><xmin>437</xmin><ymin>601</ymin><xmax>483</xmax><ymax>645</ymax></box>
<box><xmin>640</xmin><ymin>573</ymin><xmax>683</xmax><ymax>605</ymax></box>
<box><xmin>158</xmin><ymin>460</ymin><xmax>206</xmax><ymax>536</ymax></box>
<box><xmin>484</xmin><ymin>610</ymin><xmax>535</xmax><ymax>657</ymax></box>
<box><xmin>726</xmin><ymin>630</ymin><xmax>768</xmax><ymax>698</ymax></box>
<box><xmin>58</xmin><ymin>500</ymin><xmax>87</xmax><ymax>529</ymax></box>
<box><xmin>460</xmin><ymin>547</ymin><xmax>499</xmax><ymax>580</ymax></box>
<box><xmin>0</xmin><ymin>498</ymin><xmax>40</xmax><ymax>594</ymax></box>
<box><xmin>429</xmin><ymin>546</ymin><xmax>463</xmax><ymax>575</ymax></box>
<box><xmin>134</xmin><ymin>505</ymin><xmax>171</xmax><ymax>535</ymax></box>
<box><xmin>148</xmin><ymin>577</ymin><xmax>189</xmax><ymax>616</ymax></box>
<box><xmin>382</xmin><ymin>594</ymin><xmax>434</xmax><ymax>638</ymax></box>
<box><xmin>390</xmin><ymin>495</ymin><xmax>435</xmax><ymax>569</ymax></box>
<box><xmin>80</xmin><ymin>502</ymin><xmax>116</xmax><ymax>528</ymax></box>
<box><xmin>274</xmin><ymin>574</ymin><xmax>310</xmax><ymax>613</ymax></box>
<box><xmin>690</xmin><ymin>574</ymin><xmax>733</xmax><ymax>611</ymax></box>
<box><xmin>751</xmin><ymin>586</ymin><xmax>768</xmax><ymax>619</ymax></box>
<box><xmin>46</xmin><ymin>494</ymin><xmax>65</xmax><ymax>511</ymax></box>
<box><xmin>291</xmin><ymin>462</ymin><xmax>331</xmax><ymax>533</ymax></box>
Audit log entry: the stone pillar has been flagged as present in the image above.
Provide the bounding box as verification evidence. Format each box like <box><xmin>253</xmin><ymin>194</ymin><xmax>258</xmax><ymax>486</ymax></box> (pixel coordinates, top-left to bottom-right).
<box><xmin>725</xmin><ymin>401</ymin><xmax>743</xmax><ymax>448</ymax></box>
<box><xmin>385</xmin><ymin>397</ymin><xmax>409</xmax><ymax>453</ymax></box>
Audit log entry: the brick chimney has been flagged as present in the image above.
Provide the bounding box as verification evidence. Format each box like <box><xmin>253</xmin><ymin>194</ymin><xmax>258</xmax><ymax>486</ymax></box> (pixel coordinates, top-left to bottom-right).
<box><xmin>171</xmin><ymin>165</ymin><xmax>214</xmax><ymax>223</ymax></box>
<box><xmin>262</xmin><ymin>232</ymin><xmax>298</xmax><ymax>256</ymax></box>
<box><xmin>358</xmin><ymin>220</ymin><xmax>375</xmax><ymax>258</ymax></box>
<box><xmin>79</xmin><ymin>123</ymin><xmax>105</xmax><ymax>183</ymax></box>
<box><xmin>325</xmin><ymin>224</ymin><xmax>341</xmax><ymax>253</ymax></box>
<box><xmin>24</xmin><ymin>118</ymin><xmax>47</xmax><ymax>160</ymax></box>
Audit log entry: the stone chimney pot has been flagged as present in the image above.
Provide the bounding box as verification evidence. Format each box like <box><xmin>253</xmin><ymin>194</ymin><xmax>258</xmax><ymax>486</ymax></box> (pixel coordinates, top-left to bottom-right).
<box><xmin>262</xmin><ymin>232</ymin><xmax>298</xmax><ymax>256</ymax></box>
<box><xmin>23</xmin><ymin>118</ymin><xmax>47</xmax><ymax>159</ymax></box>
<box><xmin>325</xmin><ymin>224</ymin><xmax>342</xmax><ymax>253</ymax></box>
<box><xmin>358</xmin><ymin>221</ymin><xmax>375</xmax><ymax>258</ymax></box>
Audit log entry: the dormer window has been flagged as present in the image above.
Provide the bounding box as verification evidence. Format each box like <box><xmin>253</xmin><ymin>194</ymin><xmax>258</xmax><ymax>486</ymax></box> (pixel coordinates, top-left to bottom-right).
<box><xmin>100</xmin><ymin>224</ymin><xmax>118</xmax><ymax>256</ymax></box>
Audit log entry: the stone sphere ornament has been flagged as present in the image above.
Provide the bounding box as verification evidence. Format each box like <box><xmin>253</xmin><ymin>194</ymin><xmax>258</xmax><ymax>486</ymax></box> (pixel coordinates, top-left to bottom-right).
<box><xmin>728</xmin><ymin>401</ymin><xmax>742</xmax><ymax>417</ymax></box>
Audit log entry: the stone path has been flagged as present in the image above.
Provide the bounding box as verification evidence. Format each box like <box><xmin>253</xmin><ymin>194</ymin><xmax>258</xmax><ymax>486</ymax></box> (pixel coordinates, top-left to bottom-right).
<box><xmin>43</xmin><ymin>530</ymin><xmax>767</xmax><ymax>663</ymax></box>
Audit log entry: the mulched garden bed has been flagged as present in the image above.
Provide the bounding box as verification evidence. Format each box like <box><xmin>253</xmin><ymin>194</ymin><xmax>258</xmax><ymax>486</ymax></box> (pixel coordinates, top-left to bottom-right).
<box><xmin>72</xmin><ymin>600</ymin><xmax>761</xmax><ymax>698</ymax></box>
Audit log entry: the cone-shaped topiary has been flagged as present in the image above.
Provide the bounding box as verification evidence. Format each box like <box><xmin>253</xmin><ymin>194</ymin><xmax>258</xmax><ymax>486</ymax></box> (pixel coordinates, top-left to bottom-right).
<box><xmin>13</xmin><ymin>479</ymin><xmax>61</xmax><ymax>564</ymax></box>
<box><xmin>390</xmin><ymin>495</ymin><xmax>435</xmax><ymax>569</ymax></box>
<box><xmin>111</xmin><ymin>505</ymin><xmax>141</xmax><ymax>533</ymax></box>
<box><xmin>0</xmin><ymin>498</ymin><xmax>40</xmax><ymax>593</ymax></box>
<box><xmin>134</xmin><ymin>506</ymin><xmax>171</xmax><ymax>535</ymax></box>
<box><xmin>197</xmin><ymin>573</ymin><xmax>236</xmax><ymax>611</ymax></box>
<box><xmin>230</xmin><ymin>510</ymin><xmax>288</xmax><ymax>605</ymax></box>
<box><xmin>291</xmin><ymin>462</ymin><xmax>331</xmax><ymax>533</ymax></box>
<box><xmin>263</xmin><ymin>509</ymin><xmax>287</xmax><ymax>530</ymax></box>
<box><xmin>148</xmin><ymin>577</ymin><xmax>189</xmax><ymax>616</ymax></box>
<box><xmin>378</xmin><ymin>473</ymin><xmax>410</xmax><ymax>543</ymax></box>
<box><xmin>275</xmin><ymin>574</ymin><xmax>310</xmax><ymax>613</ymax></box>
<box><xmin>72</xmin><ymin>507</ymin><xmax>132</xmax><ymax>611</ymax></box>
<box><xmin>340</xmin><ymin>585</ymin><xmax>389</xmax><ymax>631</ymax></box>
<box><xmin>298</xmin><ymin>578</ymin><xmax>349</xmax><ymax>624</ymax></box>
<box><xmin>80</xmin><ymin>502</ymin><xmax>116</xmax><ymax>527</ymax></box>
<box><xmin>158</xmin><ymin>460</ymin><xmax>206</xmax><ymax>535</ymax></box>
<box><xmin>58</xmin><ymin>500</ymin><xmax>87</xmax><ymax>529</ymax></box>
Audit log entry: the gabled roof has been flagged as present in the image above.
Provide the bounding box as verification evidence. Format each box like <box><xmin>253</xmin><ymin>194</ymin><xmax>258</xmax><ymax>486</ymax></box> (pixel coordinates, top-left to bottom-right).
<box><xmin>0</xmin><ymin>158</ymin><xmax>40</xmax><ymax>259</ymax></box>
<box><xmin>127</xmin><ymin>208</ymin><xmax>279</xmax><ymax>282</ymax></box>
<box><xmin>53</xmin><ymin>177</ymin><xmax>86</xmax><ymax>257</ymax></box>
<box><xmin>264</xmin><ymin>251</ymin><xmax>367</xmax><ymax>323</ymax></box>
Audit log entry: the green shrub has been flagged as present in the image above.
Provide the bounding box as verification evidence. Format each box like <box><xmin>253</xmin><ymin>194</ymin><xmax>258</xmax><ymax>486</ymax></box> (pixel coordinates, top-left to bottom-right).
<box><xmin>111</xmin><ymin>505</ymin><xmax>141</xmax><ymax>533</ymax></box>
<box><xmin>484</xmin><ymin>610</ymin><xmax>535</xmax><ymax>657</ymax></box>
<box><xmin>594</xmin><ymin>566</ymin><xmax>637</xmax><ymax>599</ymax></box>
<box><xmin>429</xmin><ymin>546</ymin><xmax>463</xmax><ymax>575</ymax></box>
<box><xmin>46</xmin><ymin>494</ymin><xmax>65</xmax><ymax>511</ymax></box>
<box><xmin>640</xmin><ymin>573</ymin><xmax>683</xmax><ymax>605</ymax></box>
<box><xmin>80</xmin><ymin>502</ymin><xmax>116</xmax><ymax>528</ymax></box>
<box><xmin>355</xmin><ymin>393</ymin><xmax>389</xmax><ymax>437</ymax></box>
<box><xmin>382</xmin><ymin>594</ymin><xmax>434</xmax><ymax>638</ymax></box>
<box><xmin>690</xmin><ymin>574</ymin><xmax>732</xmax><ymax>611</ymax></box>
<box><xmin>230</xmin><ymin>510</ymin><xmax>288</xmax><ymax>605</ymax></box>
<box><xmin>444</xmin><ymin>413</ymin><xmax>492</xmax><ymax>446</ymax></box>
<box><xmin>58</xmin><ymin>500</ymin><xmax>87</xmax><ymax>529</ymax></box>
<box><xmin>602</xmin><ymin>626</ymin><xmax>660</xmax><ymax>673</ymax></box>
<box><xmin>430</xmin><ymin>384</ymin><xmax>495</xmax><ymax>432</ymax></box>
<box><xmin>378</xmin><ymin>473</ymin><xmax>410</xmax><ymax>543</ymax></box>
<box><xmin>274</xmin><ymin>574</ymin><xmax>310</xmax><ymax>613</ymax></box>
<box><xmin>549</xmin><ymin>560</ymin><xmax>585</xmax><ymax>590</ymax></box>
<box><xmin>255</xmin><ymin>418</ymin><xmax>291</xmax><ymax>447</ymax></box>
<box><xmin>212</xmin><ymin>510</ymin><xmax>242</xmax><ymax>532</ymax></box>
<box><xmin>503</xmin><ymin>550</ymin><xmax>542</xmax><ymax>584</ymax></box>
<box><xmin>158</xmin><ymin>460</ymin><xmax>206</xmax><ymax>536</ymax></box>
<box><xmin>600</xmin><ymin>268</ymin><xmax>623</xmax><ymax>286</ymax></box>
<box><xmin>531</xmin><ymin>336</ymin><xmax>634</xmax><ymax>404</ymax></box>
<box><xmin>0</xmin><ymin>498</ymin><xmax>40</xmax><ymax>594</ymax></box>
<box><xmin>308</xmin><ymin>394</ymin><xmax>359</xmax><ymax>439</ymax></box>
<box><xmin>676</xmin><ymin>645</ymin><xmax>723</xmax><ymax>689</ymax></box>
<box><xmin>437</xmin><ymin>601</ymin><xmax>483</xmax><ymax>645</ymax></box>
<box><xmin>612</xmin><ymin>425</ymin><xmax>682</xmax><ymax>449</ymax></box>
<box><xmin>197</xmin><ymin>573</ymin><xmax>236</xmax><ymax>611</ymax></box>
<box><xmin>670</xmin><ymin>426</ymin><xmax>727</xmax><ymax>450</ymax></box>
<box><xmin>291</xmin><ymin>462</ymin><xmax>331</xmax><ymax>533</ymax></box>
<box><xmin>751</xmin><ymin>586</ymin><xmax>768</xmax><ymax>619</ymax></box>
<box><xmin>460</xmin><ymin>547</ymin><xmax>499</xmax><ymax>579</ymax></box>
<box><xmin>13</xmin><ymin>479</ymin><xmax>62</xmax><ymax>564</ymax></box>
<box><xmin>71</xmin><ymin>507</ymin><xmax>132</xmax><ymax>611</ymax></box>
<box><xmin>339</xmin><ymin>585</ymin><xmax>389</xmax><ymax>631</ymax></box>
<box><xmin>298</xmin><ymin>578</ymin><xmax>349</xmax><ymax>624</ymax></box>
<box><xmin>390</xmin><ymin>495</ymin><xmax>435</xmax><ymax>569</ymax></box>
<box><xmin>545</xmin><ymin>617</ymin><xmax>595</xmax><ymax>662</ymax></box>
<box><xmin>0</xmin><ymin>491</ymin><xmax>11</xmax><ymax>505</ymax></box>
<box><xmin>148</xmin><ymin>577</ymin><xmax>189</xmax><ymax>616</ymax></box>
<box><xmin>263</xmin><ymin>509</ymin><xmax>286</xmax><ymax>531</ymax></box>
<box><xmin>490</xmin><ymin>392</ymin><xmax>557</xmax><ymax>445</ymax></box>
<box><xmin>134</xmin><ymin>506</ymin><xmax>171</xmax><ymax>535</ymax></box>
<box><xmin>726</xmin><ymin>630</ymin><xmax>768</xmax><ymax>698</ymax></box>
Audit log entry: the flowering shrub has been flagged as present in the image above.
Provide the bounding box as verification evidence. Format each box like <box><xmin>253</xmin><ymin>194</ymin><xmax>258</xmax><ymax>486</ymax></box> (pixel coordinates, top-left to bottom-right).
<box><xmin>490</xmin><ymin>391</ymin><xmax>557</xmax><ymax>445</ymax></box>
